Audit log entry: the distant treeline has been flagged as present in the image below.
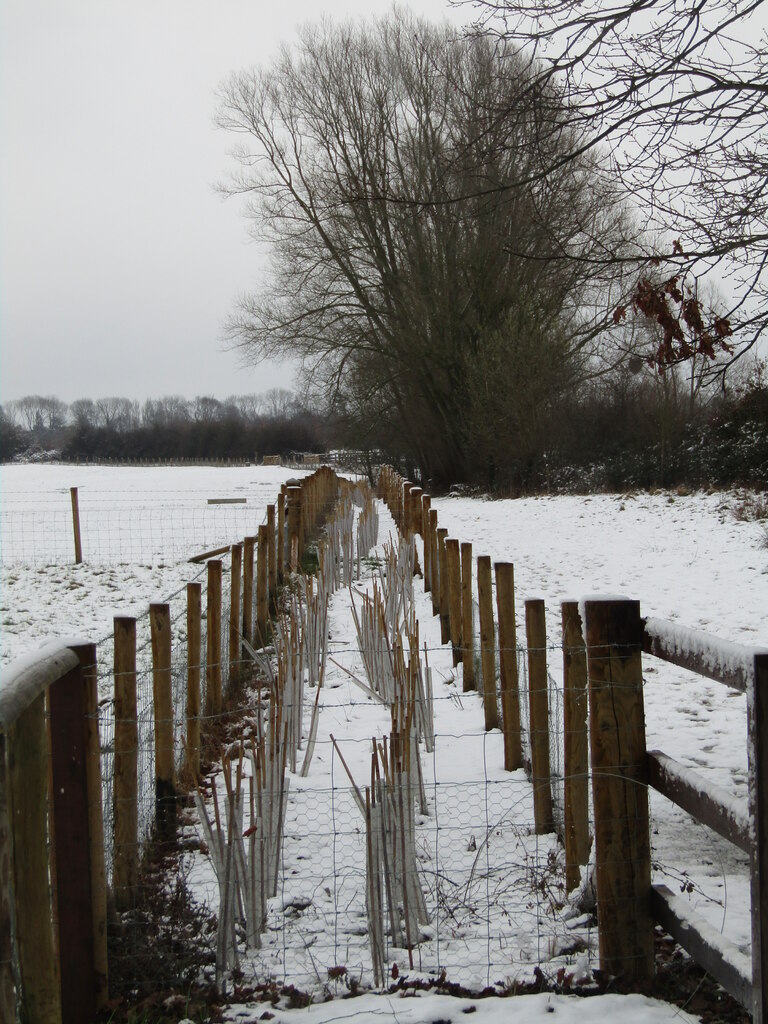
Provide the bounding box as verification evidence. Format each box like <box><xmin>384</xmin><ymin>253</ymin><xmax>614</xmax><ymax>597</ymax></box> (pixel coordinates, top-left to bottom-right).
<box><xmin>0</xmin><ymin>390</ymin><xmax>327</xmax><ymax>463</ymax></box>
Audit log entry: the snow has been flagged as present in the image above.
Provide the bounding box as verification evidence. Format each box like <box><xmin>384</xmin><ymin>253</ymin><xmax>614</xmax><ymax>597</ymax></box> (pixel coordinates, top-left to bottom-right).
<box><xmin>2</xmin><ymin>470</ymin><xmax>765</xmax><ymax>1022</ymax></box>
<box><xmin>220</xmin><ymin>990</ymin><xmax>701</xmax><ymax>1023</ymax></box>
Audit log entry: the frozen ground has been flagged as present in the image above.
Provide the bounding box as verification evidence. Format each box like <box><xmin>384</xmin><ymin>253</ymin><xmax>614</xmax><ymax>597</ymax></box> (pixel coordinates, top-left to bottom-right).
<box><xmin>1</xmin><ymin>467</ymin><xmax>765</xmax><ymax>1023</ymax></box>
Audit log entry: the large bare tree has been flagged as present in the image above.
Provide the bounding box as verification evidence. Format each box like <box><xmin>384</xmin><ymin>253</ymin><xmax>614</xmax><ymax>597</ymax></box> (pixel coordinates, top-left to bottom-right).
<box><xmin>217</xmin><ymin>11</ymin><xmax>633</xmax><ymax>486</ymax></box>
<box><xmin>463</xmin><ymin>0</ymin><xmax>768</xmax><ymax>373</ymax></box>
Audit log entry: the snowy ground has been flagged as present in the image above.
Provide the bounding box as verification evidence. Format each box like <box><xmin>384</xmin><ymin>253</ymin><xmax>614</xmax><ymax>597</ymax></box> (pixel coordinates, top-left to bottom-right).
<box><xmin>1</xmin><ymin>467</ymin><xmax>765</xmax><ymax>1024</ymax></box>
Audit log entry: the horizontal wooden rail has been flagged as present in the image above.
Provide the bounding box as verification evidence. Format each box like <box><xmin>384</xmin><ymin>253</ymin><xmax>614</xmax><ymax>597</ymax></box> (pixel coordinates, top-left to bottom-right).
<box><xmin>651</xmin><ymin>884</ymin><xmax>752</xmax><ymax>1009</ymax></box>
<box><xmin>642</xmin><ymin>616</ymin><xmax>768</xmax><ymax>694</ymax></box>
<box><xmin>188</xmin><ymin>543</ymin><xmax>233</xmax><ymax>563</ymax></box>
<box><xmin>0</xmin><ymin>642</ymin><xmax>81</xmax><ymax>729</ymax></box>
<box><xmin>647</xmin><ymin>750</ymin><xmax>750</xmax><ymax>853</ymax></box>
<box><xmin>207</xmin><ymin>498</ymin><xmax>247</xmax><ymax>505</ymax></box>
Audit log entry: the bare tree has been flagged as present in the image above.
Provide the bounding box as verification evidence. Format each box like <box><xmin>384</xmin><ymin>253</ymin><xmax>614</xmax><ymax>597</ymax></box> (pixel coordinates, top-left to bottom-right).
<box><xmin>217</xmin><ymin>11</ymin><xmax>633</xmax><ymax>486</ymax></box>
<box><xmin>462</xmin><ymin>0</ymin><xmax>768</xmax><ymax>372</ymax></box>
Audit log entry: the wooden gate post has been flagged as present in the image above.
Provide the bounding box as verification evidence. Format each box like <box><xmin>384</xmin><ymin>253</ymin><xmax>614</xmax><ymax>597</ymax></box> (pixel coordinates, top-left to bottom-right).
<box><xmin>0</xmin><ymin>732</ymin><xmax>12</xmax><ymax>1024</ymax></box>
<box><xmin>477</xmin><ymin>555</ymin><xmax>499</xmax><ymax>731</ymax></box>
<box><xmin>113</xmin><ymin>616</ymin><xmax>139</xmax><ymax>911</ymax></box>
<box><xmin>48</xmin><ymin>644</ymin><xmax>108</xmax><ymax>1021</ymax></box>
<box><xmin>562</xmin><ymin>601</ymin><xmax>590</xmax><ymax>892</ymax></box>
<box><xmin>749</xmin><ymin>652</ymin><xmax>768</xmax><ymax>1023</ymax></box>
<box><xmin>525</xmin><ymin>599</ymin><xmax>554</xmax><ymax>833</ymax></box>
<box><xmin>186</xmin><ymin>582</ymin><xmax>202</xmax><ymax>784</ymax></box>
<box><xmin>495</xmin><ymin>563</ymin><xmax>522</xmax><ymax>770</ymax></box>
<box><xmin>584</xmin><ymin>598</ymin><xmax>653</xmax><ymax>981</ymax></box>
<box><xmin>8</xmin><ymin>692</ymin><xmax>61</xmax><ymax>1022</ymax></box>
<box><xmin>461</xmin><ymin>543</ymin><xmax>475</xmax><ymax>691</ymax></box>
<box><xmin>150</xmin><ymin>604</ymin><xmax>176</xmax><ymax>843</ymax></box>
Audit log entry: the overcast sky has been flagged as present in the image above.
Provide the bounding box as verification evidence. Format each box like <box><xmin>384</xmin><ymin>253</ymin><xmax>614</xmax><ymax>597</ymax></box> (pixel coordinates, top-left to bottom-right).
<box><xmin>1</xmin><ymin>0</ymin><xmax>468</xmax><ymax>405</ymax></box>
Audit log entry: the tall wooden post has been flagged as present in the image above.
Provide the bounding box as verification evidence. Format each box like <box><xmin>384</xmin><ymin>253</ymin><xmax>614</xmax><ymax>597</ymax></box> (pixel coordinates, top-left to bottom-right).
<box><xmin>422</xmin><ymin>496</ymin><xmax>432</xmax><ymax>592</ymax></box>
<box><xmin>461</xmin><ymin>542</ymin><xmax>475</xmax><ymax>691</ymax></box>
<box><xmin>113</xmin><ymin>616</ymin><xmax>138</xmax><ymax>910</ymax></box>
<box><xmin>446</xmin><ymin>539</ymin><xmax>463</xmax><ymax>667</ymax></box>
<box><xmin>584</xmin><ymin>598</ymin><xmax>653</xmax><ymax>980</ymax></box>
<box><xmin>186</xmin><ymin>582</ymin><xmax>202</xmax><ymax>784</ymax></box>
<box><xmin>749</xmin><ymin>652</ymin><xmax>768</xmax><ymax>1023</ymax></box>
<box><xmin>287</xmin><ymin>486</ymin><xmax>302</xmax><ymax>571</ymax></box>
<box><xmin>525</xmin><ymin>599</ymin><xmax>554</xmax><ymax>834</ymax></box>
<box><xmin>429</xmin><ymin>510</ymin><xmax>440</xmax><ymax>617</ymax></box>
<box><xmin>256</xmin><ymin>525</ymin><xmax>269</xmax><ymax>645</ymax></box>
<box><xmin>229</xmin><ymin>543</ymin><xmax>243</xmax><ymax>688</ymax></box>
<box><xmin>242</xmin><ymin>536</ymin><xmax>256</xmax><ymax>652</ymax></box>
<box><xmin>0</xmin><ymin>731</ymin><xmax>12</xmax><ymax>1024</ymax></box>
<box><xmin>437</xmin><ymin>528</ymin><xmax>450</xmax><ymax>644</ymax></box>
<box><xmin>205</xmin><ymin>560</ymin><xmax>223</xmax><ymax>717</ymax></box>
<box><xmin>409</xmin><ymin>487</ymin><xmax>423</xmax><ymax>536</ymax></box>
<box><xmin>48</xmin><ymin>645</ymin><xmax>107</xmax><ymax>1020</ymax></box>
<box><xmin>70</xmin><ymin>486</ymin><xmax>83</xmax><ymax>564</ymax></box>
<box><xmin>277</xmin><ymin>490</ymin><xmax>286</xmax><ymax>581</ymax></box>
<box><xmin>562</xmin><ymin>601</ymin><xmax>590</xmax><ymax>891</ymax></box>
<box><xmin>495</xmin><ymin>563</ymin><xmax>522</xmax><ymax>770</ymax></box>
<box><xmin>76</xmin><ymin>642</ymin><xmax>108</xmax><ymax>1012</ymax></box>
<box><xmin>267</xmin><ymin>504</ymin><xmax>277</xmax><ymax>611</ymax></box>
<box><xmin>150</xmin><ymin>604</ymin><xmax>176</xmax><ymax>843</ymax></box>
<box><xmin>9</xmin><ymin>692</ymin><xmax>61</xmax><ymax>1022</ymax></box>
<box><xmin>477</xmin><ymin>555</ymin><xmax>499</xmax><ymax>731</ymax></box>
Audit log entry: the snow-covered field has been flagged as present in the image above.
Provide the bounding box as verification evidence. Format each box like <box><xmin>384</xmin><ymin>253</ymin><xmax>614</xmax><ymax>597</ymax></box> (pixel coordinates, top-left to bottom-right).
<box><xmin>1</xmin><ymin>466</ymin><xmax>765</xmax><ymax>1024</ymax></box>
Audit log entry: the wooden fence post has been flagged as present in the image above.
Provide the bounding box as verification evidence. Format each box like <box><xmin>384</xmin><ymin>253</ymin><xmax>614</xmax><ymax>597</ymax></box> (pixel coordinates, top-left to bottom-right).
<box><xmin>47</xmin><ymin>645</ymin><xmax>107</xmax><ymax>1021</ymax></box>
<box><xmin>287</xmin><ymin>486</ymin><xmax>302</xmax><ymax>571</ymax></box>
<box><xmin>477</xmin><ymin>555</ymin><xmax>499</xmax><ymax>731</ymax></box>
<box><xmin>257</xmin><ymin>525</ymin><xmax>269</xmax><ymax>644</ymax></box>
<box><xmin>8</xmin><ymin>692</ymin><xmax>61</xmax><ymax>1022</ymax></box>
<box><xmin>422</xmin><ymin>496</ymin><xmax>432</xmax><ymax>593</ymax></box>
<box><xmin>437</xmin><ymin>529</ymin><xmax>450</xmax><ymax>644</ymax></box>
<box><xmin>70</xmin><ymin>486</ymin><xmax>83</xmax><ymax>564</ymax></box>
<box><xmin>461</xmin><ymin>542</ymin><xmax>475</xmax><ymax>691</ymax></box>
<box><xmin>277</xmin><ymin>490</ymin><xmax>286</xmax><ymax>581</ymax></box>
<box><xmin>242</xmin><ymin>536</ymin><xmax>255</xmax><ymax>653</ymax></box>
<box><xmin>584</xmin><ymin>598</ymin><xmax>653</xmax><ymax>981</ymax></box>
<box><xmin>409</xmin><ymin>487</ymin><xmax>423</xmax><ymax>536</ymax></box>
<box><xmin>0</xmin><ymin>731</ymin><xmax>12</xmax><ymax>1024</ymax></box>
<box><xmin>429</xmin><ymin>510</ymin><xmax>440</xmax><ymax>617</ymax></box>
<box><xmin>206</xmin><ymin>561</ymin><xmax>223</xmax><ymax>717</ymax></box>
<box><xmin>229</xmin><ymin>543</ymin><xmax>243</xmax><ymax>688</ymax></box>
<box><xmin>562</xmin><ymin>601</ymin><xmax>590</xmax><ymax>892</ymax></box>
<box><xmin>113</xmin><ymin>616</ymin><xmax>139</xmax><ymax>911</ymax></box>
<box><xmin>495</xmin><ymin>563</ymin><xmax>522</xmax><ymax>771</ymax></box>
<box><xmin>525</xmin><ymin>599</ymin><xmax>554</xmax><ymax>834</ymax></box>
<box><xmin>446</xmin><ymin>538</ymin><xmax>463</xmax><ymax>668</ymax></box>
<box><xmin>150</xmin><ymin>604</ymin><xmax>176</xmax><ymax>843</ymax></box>
<box><xmin>749</xmin><ymin>652</ymin><xmax>768</xmax><ymax>1023</ymax></box>
<box><xmin>186</xmin><ymin>583</ymin><xmax>202</xmax><ymax>784</ymax></box>
<box><xmin>76</xmin><ymin>642</ymin><xmax>108</xmax><ymax>1012</ymax></box>
<box><xmin>267</xmin><ymin>504</ymin><xmax>277</xmax><ymax>611</ymax></box>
